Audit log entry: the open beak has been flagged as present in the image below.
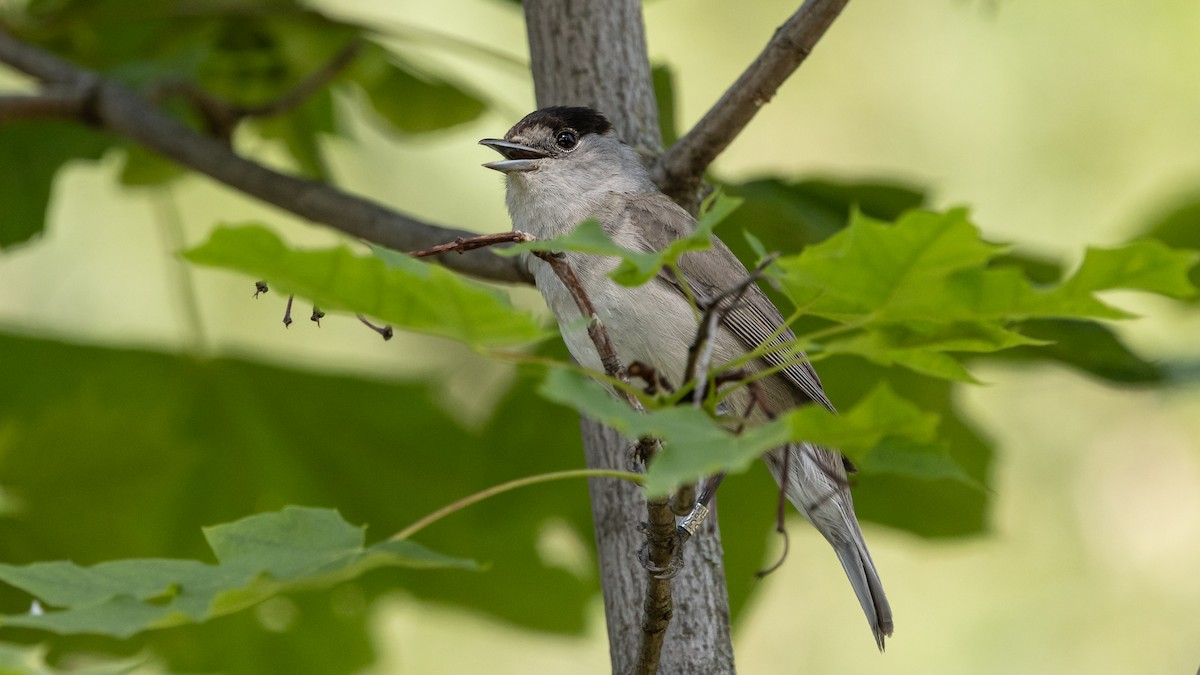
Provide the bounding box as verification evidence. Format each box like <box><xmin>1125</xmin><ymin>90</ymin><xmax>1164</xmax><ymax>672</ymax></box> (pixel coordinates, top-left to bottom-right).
<box><xmin>479</xmin><ymin>138</ymin><xmax>547</xmax><ymax>173</ymax></box>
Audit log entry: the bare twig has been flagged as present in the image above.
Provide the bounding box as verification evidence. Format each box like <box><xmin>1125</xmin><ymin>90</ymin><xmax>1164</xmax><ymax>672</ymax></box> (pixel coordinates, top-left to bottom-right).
<box><xmin>409</xmin><ymin>231</ymin><xmax>533</xmax><ymax>259</ymax></box>
<box><xmin>0</xmin><ymin>28</ymin><xmax>530</xmax><ymax>284</ymax></box>
<box><xmin>683</xmin><ymin>255</ymin><xmax>776</xmax><ymax>406</ymax></box>
<box><xmin>531</xmin><ymin>251</ymin><xmax>628</xmax><ymax>388</ymax></box>
<box><xmin>651</xmin><ymin>0</ymin><xmax>851</xmax><ymax>202</ymax></box>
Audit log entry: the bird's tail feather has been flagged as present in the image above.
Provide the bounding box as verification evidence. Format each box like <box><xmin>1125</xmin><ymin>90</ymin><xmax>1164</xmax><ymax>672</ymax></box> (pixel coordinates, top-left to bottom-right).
<box><xmin>769</xmin><ymin>443</ymin><xmax>894</xmax><ymax>649</ymax></box>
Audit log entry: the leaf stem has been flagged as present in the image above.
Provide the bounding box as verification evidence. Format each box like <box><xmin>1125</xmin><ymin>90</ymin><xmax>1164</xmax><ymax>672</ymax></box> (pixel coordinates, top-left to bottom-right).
<box><xmin>391</xmin><ymin>469</ymin><xmax>644</xmax><ymax>541</ymax></box>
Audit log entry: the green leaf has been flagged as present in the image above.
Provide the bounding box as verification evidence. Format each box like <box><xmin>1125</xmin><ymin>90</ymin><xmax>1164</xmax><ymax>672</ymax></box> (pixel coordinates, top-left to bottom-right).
<box><xmin>505</xmin><ymin>194</ymin><xmax>743</xmax><ymax>286</ymax></box>
<box><xmin>771</xmin><ymin>209</ymin><xmax>1200</xmax><ymax>327</ymax></box>
<box><xmin>350</xmin><ymin>41</ymin><xmax>485</xmax><ymax>134</ymax></box>
<box><xmin>722</xmin><ymin>177</ymin><xmax>927</xmax><ymax>253</ymax></box>
<box><xmin>537</xmin><ymin>368</ymin><xmax>947</xmax><ymax>495</ymax></box>
<box><xmin>535</xmin><ymin>367</ymin><xmax>788</xmax><ymax>495</ymax></box>
<box><xmin>0</xmin><ymin>123</ymin><xmax>112</xmax><ymax>248</ymax></box>
<box><xmin>0</xmin><ymin>507</ymin><xmax>475</xmax><ymax>638</ymax></box>
<box><xmin>183</xmin><ymin>224</ymin><xmax>547</xmax><ymax>348</ymax></box>
<box><xmin>0</xmin><ymin>331</ymin><xmax>598</xmax><ymax>651</ymax></box>
<box><xmin>825</xmin><ymin>322</ymin><xmax>1045</xmax><ymax>382</ymax></box>
<box><xmin>1063</xmin><ymin>240</ymin><xmax>1199</xmax><ymax>299</ymax></box>
<box><xmin>1138</xmin><ymin>193</ymin><xmax>1200</xmax><ymax>294</ymax></box>
<box><xmin>856</xmin><ymin>437</ymin><xmax>979</xmax><ymax>487</ymax></box>
<box><xmin>786</xmin><ymin>383</ymin><xmax>940</xmax><ymax>460</ymax></box>
<box><xmin>119</xmin><ymin>143</ymin><xmax>187</xmax><ymax>187</ymax></box>
<box><xmin>810</xmin><ymin>357</ymin><xmax>993</xmax><ymax>539</ymax></box>
<box><xmin>989</xmin><ymin>318</ymin><xmax>1165</xmax><ymax>384</ymax></box>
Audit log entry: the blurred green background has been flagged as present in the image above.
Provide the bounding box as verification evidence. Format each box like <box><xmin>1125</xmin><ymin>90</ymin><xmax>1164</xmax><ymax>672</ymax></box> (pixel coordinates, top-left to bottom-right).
<box><xmin>1</xmin><ymin>0</ymin><xmax>1198</xmax><ymax>673</ymax></box>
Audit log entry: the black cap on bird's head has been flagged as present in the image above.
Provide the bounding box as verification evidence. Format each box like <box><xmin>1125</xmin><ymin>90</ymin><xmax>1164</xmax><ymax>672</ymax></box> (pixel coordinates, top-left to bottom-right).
<box><xmin>479</xmin><ymin>106</ymin><xmax>613</xmax><ymax>173</ymax></box>
<box><xmin>505</xmin><ymin>106</ymin><xmax>613</xmax><ymax>139</ymax></box>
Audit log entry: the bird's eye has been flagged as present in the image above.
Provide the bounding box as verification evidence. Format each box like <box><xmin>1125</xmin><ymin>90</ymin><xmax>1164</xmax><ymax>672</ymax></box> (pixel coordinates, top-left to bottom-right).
<box><xmin>555</xmin><ymin>130</ymin><xmax>578</xmax><ymax>150</ymax></box>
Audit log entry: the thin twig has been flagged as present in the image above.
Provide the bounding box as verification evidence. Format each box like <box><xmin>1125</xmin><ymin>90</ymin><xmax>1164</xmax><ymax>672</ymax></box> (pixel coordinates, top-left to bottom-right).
<box><xmin>0</xmin><ymin>27</ymin><xmax>530</xmax><ymax>284</ymax></box>
<box><xmin>683</xmin><ymin>255</ymin><xmax>776</xmax><ymax>406</ymax></box>
<box><xmin>390</xmin><ymin>468</ymin><xmax>643</xmax><ymax>542</ymax></box>
<box><xmin>409</xmin><ymin>231</ymin><xmax>533</xmax><ymax>258</ymax></box>
<box><xmin>651</xmin><ymin>0</ymin><xmax>851</xmax><ymax>202</ymax></box>
<box><xmin>531</xmin><ymin>251</ymin><xmax>629</xmax><ymax>392</ymax></box>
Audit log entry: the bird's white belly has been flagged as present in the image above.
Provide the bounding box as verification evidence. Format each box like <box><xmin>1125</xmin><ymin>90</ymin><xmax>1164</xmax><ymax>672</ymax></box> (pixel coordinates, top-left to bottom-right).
<box><xmin>534</xmin><ymin>255</ymin><xmax>701</xmax><ymax>388</ymax></box>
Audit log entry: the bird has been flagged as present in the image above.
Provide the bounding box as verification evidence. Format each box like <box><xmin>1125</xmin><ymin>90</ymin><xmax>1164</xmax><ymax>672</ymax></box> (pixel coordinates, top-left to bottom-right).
<box><xmin>480</xmin><ymin>105</ymin><xmax>893</xmax><ymax>649</ymax></box>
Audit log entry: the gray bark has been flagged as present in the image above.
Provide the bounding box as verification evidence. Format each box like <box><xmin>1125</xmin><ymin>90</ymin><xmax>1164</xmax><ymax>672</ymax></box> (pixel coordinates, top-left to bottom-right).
<box><xmin>583</xmin><ymin>421</ymin><xmax>736</xmax><ymax>674</ymax></box>
<box><xmin>523</xmin><ymin>0</ymin><xmax>737</xmax><ymax>671</ymax></box>
<box><xmin>524</xmin><ymin>0</ymin><xmax>663</xmax><ymax>157</ymax></box>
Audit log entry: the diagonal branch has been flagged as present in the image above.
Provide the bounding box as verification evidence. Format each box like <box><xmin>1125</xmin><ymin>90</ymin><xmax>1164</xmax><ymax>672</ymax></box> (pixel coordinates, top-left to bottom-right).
<box><xmin>0</xmin><ymin>89</ymin><xmax>87</xmax><ymax>122</ymax></box>
<box><xmin>651</xmin><ymin>0</ymin><xmax>850</xmax><ymax>202</ymax></box>
<box><xmin>0</xmin><ymin>28</ymin><xmax>530</xmax><ymax>285</ymax></box>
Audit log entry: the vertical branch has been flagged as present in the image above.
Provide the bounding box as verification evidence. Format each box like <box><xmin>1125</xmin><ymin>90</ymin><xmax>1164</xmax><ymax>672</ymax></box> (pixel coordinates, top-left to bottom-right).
<box><xmin>522</xmin><ymin>1</ymin><xmax>736</xmax><ymax>672</ymax></box>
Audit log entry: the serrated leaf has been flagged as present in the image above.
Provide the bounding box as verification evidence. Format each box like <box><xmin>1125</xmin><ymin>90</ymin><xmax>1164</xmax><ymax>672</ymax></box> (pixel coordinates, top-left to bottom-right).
<box><xmin>504</xmin><ymin>194</ymin><xmax>743</xmax><ymax>287</ymax></box>
<box><xmin>770</xmin><ymin>209</ymin><xmax>1200</xmax><ymax>328</ymax></box>
<box><xmin>721</xmin><ymin>177</ymin><xmax>927</xmax><ymax>252</ymax></box>
<box><xmin>183</xmin><ymin>224</ymin><xmax>547</xmax><ymax>348</ymax></box>
<box><xmin>535</xmin><ymin>367</ymin><xmax>788</xmax><ymax>495</ymax></box>
<box><xmin>785</xmin><ymin>383</ymin><xmax>940</xmax><ymax>461</ymax></box>
<box><xmin>537</xmin><ymin>368</ymin><xmax>945</xmax><ymax>495</ymax></box>
<box><xmin>1063</xmin><ymin>240</ymin><xmax>1199</xmax><ymax>299</ymax></box>
<box><xmin>825</xmin><ymin>322</ymin><xmax>1045</xmax><ymax>381</ymax></box>
<box><xmin>0</xmin><ymin>507</ymin><xmax>475</xmax><ymax>638</ymax></box>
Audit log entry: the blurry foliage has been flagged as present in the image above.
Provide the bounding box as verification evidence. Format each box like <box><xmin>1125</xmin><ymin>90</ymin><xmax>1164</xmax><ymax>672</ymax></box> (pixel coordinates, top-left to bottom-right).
<box><xmin>0</xmin><ymin>333</ymin><xmax>594</xmax><ymax>672</ymax></box>
<box><xmin>0</xmin><ymin>0</ymin><xmax>1198</xmax><ymax>673</ymax></box>
<box><xmin>0</xmin><ymin>0</ymin><xmax>486</xmax><ymax>248</ymax></box>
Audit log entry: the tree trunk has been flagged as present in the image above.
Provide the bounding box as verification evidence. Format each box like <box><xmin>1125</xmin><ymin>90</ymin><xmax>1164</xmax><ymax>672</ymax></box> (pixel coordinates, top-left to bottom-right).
<box><xmin>582</xmin><ymin>421</ymin><xmax>735</xmax><ymax>673</ymax></box>
<box><xmin>524</xmin><ymin>1</ymin><xmax>737</xmax><ymax>672</ymax></box>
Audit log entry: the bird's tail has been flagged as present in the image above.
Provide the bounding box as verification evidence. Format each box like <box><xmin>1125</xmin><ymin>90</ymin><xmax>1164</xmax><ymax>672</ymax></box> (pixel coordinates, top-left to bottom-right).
<box><xmin>768</xmin><ymin>442</ymin><xmax>894</xmax><ymax>650</ymax></box>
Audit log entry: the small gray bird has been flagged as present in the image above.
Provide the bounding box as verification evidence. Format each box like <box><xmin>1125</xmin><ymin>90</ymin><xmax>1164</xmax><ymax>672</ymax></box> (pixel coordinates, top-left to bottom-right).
<box><xmin>481</xmin><ymin>106</ymin><xmax>893</xmax><ymax>649</ymax></box>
